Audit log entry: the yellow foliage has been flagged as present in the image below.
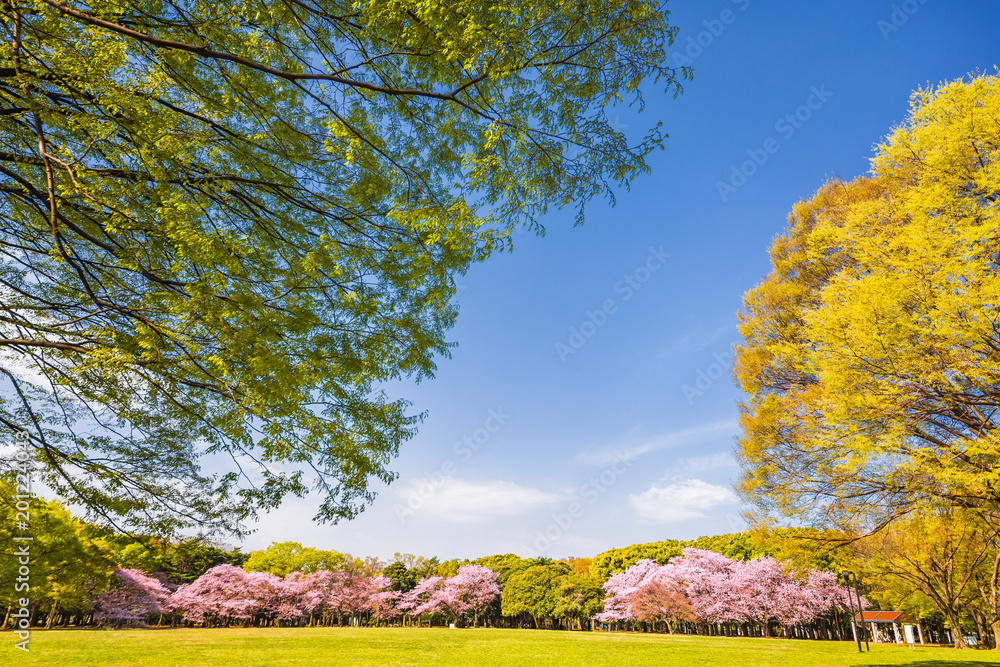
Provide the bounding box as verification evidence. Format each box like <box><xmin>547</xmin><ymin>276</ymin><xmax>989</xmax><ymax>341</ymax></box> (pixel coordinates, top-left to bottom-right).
<box><xmin>736</xmin><ymin>73</ymin><xmax>1000</xmax><ymax>531</ymax></box>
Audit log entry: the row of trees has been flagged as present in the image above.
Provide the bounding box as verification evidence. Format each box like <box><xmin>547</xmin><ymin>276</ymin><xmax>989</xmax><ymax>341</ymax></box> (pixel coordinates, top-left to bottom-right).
<box><xmin>91</xmin><ymin>564</ymin><xmax>500</xmax><ymax>629</ymax></box>
<box><xmin>3</xmin><ymin>480</ymin><xmax>998</xmax><ymax>647</ymax></box>
<box><xmin>596</xmin><ymin>549</ymin><xmax>853</xmax><ymax>638</ymax></box>
<box><xmin>87</xmin><ymin>551</ymin><xmax>853</xmax><ymax>640</ymax></box>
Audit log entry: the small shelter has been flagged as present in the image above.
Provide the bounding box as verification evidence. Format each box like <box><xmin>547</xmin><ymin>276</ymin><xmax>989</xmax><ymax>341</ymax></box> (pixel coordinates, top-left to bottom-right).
<box><xmin>853</xmin><ymin>611</ymin><xmax>923</xmax><ymax>645</ymax></box>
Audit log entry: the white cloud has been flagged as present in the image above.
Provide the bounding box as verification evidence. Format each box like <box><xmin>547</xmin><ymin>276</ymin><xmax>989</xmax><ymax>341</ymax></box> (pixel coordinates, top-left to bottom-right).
<box><xmin>0</xmin><ymin>350</ymin><xmax>53</xmax><ymax>391</ymax></box>
<box><xmin>629</xmin><ymin>478</ymin><xmax>739</xmax><ymax>523</ymax></box>
<box><xmin>397</xmin><ymin>476</ymin><xmax>569</xmax><ymax>522</ymax></box>
<box><xmin>575</xmin><ymin>420</ymin><xmax>738</xmax><ymax>467</ymax></box>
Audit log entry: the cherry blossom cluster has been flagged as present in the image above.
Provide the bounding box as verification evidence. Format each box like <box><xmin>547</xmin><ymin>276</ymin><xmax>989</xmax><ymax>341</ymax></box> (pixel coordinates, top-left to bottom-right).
<box><xmin>594</xmin><ymin>548</ymin><xmax>857</xmax><ymax>628</ymax></box>
<box><xmin>398</xmin><ymin>565</ymin><xmax>500</xmax><ymax>623</ymax></box>
<box><xmin>89</xmin><ymin>563</ymin><xmax>500</xmax><ymax>627</ymax></box>
<box><xmin>91</xmin><ymin>569</ymin><xmax>173</xmax><ymax>625</ymax></box>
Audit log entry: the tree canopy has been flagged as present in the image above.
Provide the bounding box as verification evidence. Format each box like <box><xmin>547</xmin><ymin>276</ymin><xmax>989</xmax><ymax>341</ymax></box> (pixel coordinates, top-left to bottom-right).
<box><xmin>735</xmin><ymin>73</ymin><xmax>1000</xmax><ymax>532</ymax></box>
<box><xmin>500</xmin><ymin>561</ymin><xmax>570</xmax><ymax>627</ymax></box>
<box><xmin>243</xmin><ymin>541</ymin><xmax>348</xmax><ymax>577</ymax></box>
<box><xmin>588</xmin><ymin>532</ymin><xmax>783</xmax><ymax>582</ymax></box>
<box><xmin>849</xmin><ymin>507</ymin><xmax>1000</xmax><ymax>649</ymax></box>
<box><xmin>0</xmin><ymin>0</ymin><xmax>688</xmax><ymax>536</ymax></box>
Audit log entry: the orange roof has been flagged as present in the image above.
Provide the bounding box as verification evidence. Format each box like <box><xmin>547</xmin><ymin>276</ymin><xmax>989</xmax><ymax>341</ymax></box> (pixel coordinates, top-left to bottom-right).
<box><xmin>853</xmin><ymin>611</ymin><xmax>918</xmax><ymax>624</ymax></box>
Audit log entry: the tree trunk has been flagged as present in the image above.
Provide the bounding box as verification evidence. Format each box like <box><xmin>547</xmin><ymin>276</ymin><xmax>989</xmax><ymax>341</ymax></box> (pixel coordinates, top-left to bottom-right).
<box><xmin>991</xmin><ymin>620</ymin><xmax>1000</xmax><ymax>650</ymax></box>
<box><xmin>947</xmin><ymin>612</ymin><xmax>966</xmax><ymax>649</ymax></box>
<box><xmin>973</xmin><ymin>612</ymin><xmax>987</xmax><ymax>645</ymax></box>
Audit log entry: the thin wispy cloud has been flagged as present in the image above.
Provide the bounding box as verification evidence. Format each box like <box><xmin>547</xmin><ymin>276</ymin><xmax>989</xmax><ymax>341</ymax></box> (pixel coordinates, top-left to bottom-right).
<box><xmin>655</xmin><ymin>322</ymin><xmax>735</xmax><ymax>361</ymax></box>
<box><xmin>671</xmin><ymin>452</ymin><xmax>738</xmax><ymax>475</ymax></box>
<box><xmin>574</xmin><ymin>420</ymin><xmax>738</xmax><ymax>467</ymax></box>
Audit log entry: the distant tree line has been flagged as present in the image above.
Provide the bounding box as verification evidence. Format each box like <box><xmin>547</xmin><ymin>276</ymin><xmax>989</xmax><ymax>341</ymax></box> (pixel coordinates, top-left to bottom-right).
<box><xmin>2</xmin><ymin>480</ymin><xmax>996</xmax><ymax>648</ymax></box>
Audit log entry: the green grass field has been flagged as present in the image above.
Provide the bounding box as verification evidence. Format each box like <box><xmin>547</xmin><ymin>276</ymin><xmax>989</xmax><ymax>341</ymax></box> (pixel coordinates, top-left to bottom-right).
<box><xmin>3</xmin><ymin>627</ymin><xmax>1000</xmax><ymax>666</ymax></box>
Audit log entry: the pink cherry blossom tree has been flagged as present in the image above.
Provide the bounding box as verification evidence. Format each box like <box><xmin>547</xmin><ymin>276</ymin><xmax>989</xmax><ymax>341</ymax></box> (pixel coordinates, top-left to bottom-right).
<box><xmin>286</xmin><ymin>570</ymin><xmax>330</xmax><ymax>624</ymax></box>
<box><xmin>593</xmin><ymin>548</ymin><xmax>857</xmax><ymax>638</ymax></box>
<box><xmin>450</xmin><ymin>565</ymin><xmax>500</xmax><ymax>627</ymax></box>
<box><xmin>594</xmin><ymin>558</ymin><xmax>663</xmax><ymax>624</ymax></box>
<box><xmin>170</xmin><ymin>564</ymin><xmax>258</xmax><ymax>626</ymax></box>
<box><xmin>402</xmin><ymin>576</ymin><xmax>448</xmax><ymax>622</ymax></box>
<box><xmin>91</xmin><ymin>568</ymin><xmax>172</xmax><ymax>628</ymax></box>
<box><xmin>400</xmin><ymin>567</ymin><xmax>500</xmax><ymax>627</ymax></box>
<box><xmin>637</xmin><ymin>581</ymin><xmax>695</xmax><ymax>632</ymax></box>
<box><xmin>370</xmin><ymin>587</ymin><xmax>403</xmax><ymax>624</ymax></box>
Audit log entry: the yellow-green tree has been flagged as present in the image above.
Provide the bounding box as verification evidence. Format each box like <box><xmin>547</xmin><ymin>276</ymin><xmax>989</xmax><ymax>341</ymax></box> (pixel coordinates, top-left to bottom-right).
<box><xmin>0</xmin><ymin>478</ymin><xmax>115</xmax><ymax>627</ymax></box>
<box><xmin>0</xmin><ymin>1</ymin><xmax>688</xmax><ymax>536</ymax></box>
<box><xmin>849</xmin><ymin>508</ymin><xmax>997</xmax><ymax>650</ymax></box>
<box><xmin>735</xmin><ymin>73</ymin><xmax>1000</xmax><ymax>531</ymax></box>
<box><xmin>243</xmin><ymin>541</ymin><xmax>349</xmax><ymax>577</ymax></box>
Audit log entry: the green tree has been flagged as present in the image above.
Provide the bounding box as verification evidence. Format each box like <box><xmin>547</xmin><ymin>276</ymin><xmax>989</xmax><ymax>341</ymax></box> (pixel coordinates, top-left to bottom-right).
<box><xmin>433</xmin><ymin>558</ymin><xmax>461</xmax><ymax>578</ymax></box>
<box><xmin>501</xmin><ymin>561</ymin><xmax>570</xmax><ymax>629</ymax></box>
<box><xmin>113</xmin><ymin>541</ymin><xmax>162</xmax><ymax>574</ymax></box>
<box><xmin>384</xmin><ymin>552</ymin><xmax>440</xmax><ymax>588</ymax></box>
<box><xmin>589</xmin><ymin>533</ymin><xmax>766</xmax><ymax>582</ymax></box>
<box><xmin>0</xmin><ymin>0</ymin><xmax>687</xmax><ymax>536</ymax></box>
<box><xmin>157</xmin><ymin>537</ymin><xmax>245</xmax><ymax>584</ymax></box>
<box><xmin>735</xmin><ymin>74</ymin><xmax>1000</xmax><ymax>531</ymax></box>
<box><xmin>559</xmin><ymin>557</ymin><xmax>593</xmax><ymax>578</ymax></box>
<box><xmin>243</xmin><ymin>541</ymin><xmax>348</xmax><ymax>577</ymax></box>
<box><xmin>382</xmin><ymin>562</ymin><xmax>418</xmax><ymax>592</ymax></box>
<box><xmin>0</xmin><ymin>477</ymin><xmax>114</xmax><ymax>627</ymax></box>
<box><xmin>590</xmin><ymin>540</ymin><xmax>684</xmax><ymax>582</ymax></box>
<box><xmin>746</xmin><ymin>527</ymin><xmax>847</xmax><ymax>575</ymax></box>
<box><xmin>688</xmin><ymin>533</ymin><xmax>762</xmax><ymax>562</ymax></box>
<box><xmin>552</xmin><ymin>572</ymin><xmax>603</xmax><ymax>630</ymax></box>
<box><xmin>472</xmin><ymin>553</ymin><xmax>532</xmax><ymax>584</ymax></box>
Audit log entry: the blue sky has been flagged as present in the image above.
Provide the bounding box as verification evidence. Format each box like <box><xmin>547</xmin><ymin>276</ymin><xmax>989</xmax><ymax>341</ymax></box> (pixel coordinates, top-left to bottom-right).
<box><xmin>245</xmin><ymin>0</ymin><xmax>1000</xmax><ymax>560</ymax></box>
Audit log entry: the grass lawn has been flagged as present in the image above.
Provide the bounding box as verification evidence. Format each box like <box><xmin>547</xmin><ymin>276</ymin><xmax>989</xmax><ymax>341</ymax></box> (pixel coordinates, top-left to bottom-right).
<box><xmin>3</xmin><ymin>627</ymin><xmax>1000</xmax><ymax>666</ymax></box>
